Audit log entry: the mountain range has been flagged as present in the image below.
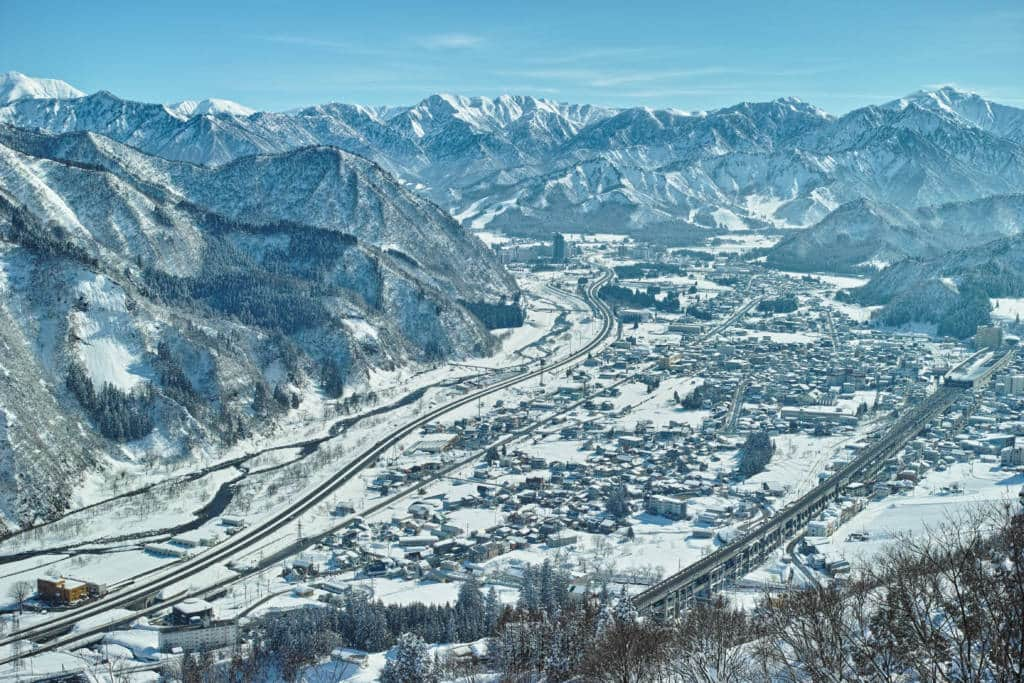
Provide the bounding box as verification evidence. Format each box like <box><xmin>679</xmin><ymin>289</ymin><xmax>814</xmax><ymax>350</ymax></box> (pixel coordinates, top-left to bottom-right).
<box><xmin>3</xmin><ymin>70</ymin><xmax>1024</xmax><ymax>527</ymax></box>
<box><xmin>0</xmin><ymin>122</ymin><xmax>516</xmax><ymax>528</ymax></box>
<box><xmin>3</xmin><ymin>74</ymin><xmax>1024</xmax><ymax>240</ymax></box>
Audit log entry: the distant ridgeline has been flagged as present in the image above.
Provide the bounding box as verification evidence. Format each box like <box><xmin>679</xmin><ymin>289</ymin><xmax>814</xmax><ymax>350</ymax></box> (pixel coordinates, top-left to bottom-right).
<box><xmin>460</xmin><ymin>297</ymin><xmax>526</xmax><ymax>330</ymax></box>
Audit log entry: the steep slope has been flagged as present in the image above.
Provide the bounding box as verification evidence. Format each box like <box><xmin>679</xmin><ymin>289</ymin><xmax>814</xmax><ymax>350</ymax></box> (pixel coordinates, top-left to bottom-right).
<box><xmin>766</xmin><ymin>195</ymin><xmax>1024</xmax><ymax>272</ymax></box>
<box><xmin>885</xmin><ymin>86</ymin><xmax>1024</xmax><ymax>145</ymax></box>
<box><xmin>0</xmin><ymin>71</ymin><xmax>84</xmax><ymax>104</ymax></box>
<box><xmin>0</xmin><ymin>126</ymin><xmax>518</xmax><ymax>530</ymax></box>
<box><xmin>846</xmin><ymin>234</ymin><xmax>1024</xmax><ymax>337</ymax></box>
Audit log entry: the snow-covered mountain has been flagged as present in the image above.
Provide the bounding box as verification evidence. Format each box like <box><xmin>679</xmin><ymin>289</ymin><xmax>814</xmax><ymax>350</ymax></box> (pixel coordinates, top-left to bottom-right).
<box><xmin>846</xmin><ymin>231</ymin><xmax>1024</xmax><ymax>337</ymax></box>
<box><xmin>766</xmin><ymin>194</ymin><xmax>1024</xmax><ymax>272</ymax></box>
<box><xmin>167</xmin><ymin>98</ymin><xmax>256</xmax><ymax>118</ymax></box>
<box><xmin>884</xmin><ymin>86</ymin><xmax>1024</xmax><ymax>144</ymax></box>
<box><xmin>0</xmin><ymin>125</ymin><xmax>517</xmax><ymax>529</ymax></box>
<box><xmin>0</xmin><ymin>71</ymin><xmax>84</xmax><ymax>104</ymax></box>
<box><xmin>4</xmin><ymin>82</ymin><xmax>1022</xmax><ymax>237</ymax></box>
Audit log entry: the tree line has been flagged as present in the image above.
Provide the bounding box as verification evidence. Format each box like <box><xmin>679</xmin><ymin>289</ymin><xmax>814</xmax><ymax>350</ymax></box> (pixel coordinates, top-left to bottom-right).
<box><xmin>65</xmin><ymin>361</ymin><xmax>154</xmax><ymax>441</ymax></box>
<box><xmin>163</xmin><ymin>508</ymin><xmax>1023</xmax><ymax>682</ymax></box>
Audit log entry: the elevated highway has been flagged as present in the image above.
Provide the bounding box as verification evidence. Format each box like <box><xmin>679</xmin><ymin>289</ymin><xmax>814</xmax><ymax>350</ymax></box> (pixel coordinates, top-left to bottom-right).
<box><xmin>636</xmin><ymin>348</ymin><xmax>1015</xmax><ymax>617</ymax></box>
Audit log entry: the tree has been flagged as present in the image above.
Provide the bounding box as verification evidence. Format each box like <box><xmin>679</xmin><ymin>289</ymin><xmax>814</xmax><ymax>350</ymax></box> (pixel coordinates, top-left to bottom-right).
<box><xmin>666</xmin><ymin>597</ymin><xmax>759</xmax><ymax>683</ymax></box>
<box><xmin>582</xmin><ymin>617</ymin><xmax>667</xmax><ymax>683</ymax></box>
<box><xmin>381</xmin><ymin>632</ymin><xmax>437</xmax><ymax>683</ymax></box>
<box><xmin>9</xmin><ymin>580</ymin><xmax>32</xmax><ymax>613</ymax></box>
<box><xmin>454</xmin><ymin>576</ymin><xmax>485</xmax><ymax>640</ymax></box>
<box><xmin>518</xmin><ymin>565</ymin><xmax>540</xmax><ymax>613</ymax></box>
<box><xmin>483</xmin><ymin>586</ymin><xmax>501</xmax><ymax>635</ymax></box>
<box><xmin>738</xmin><ymin>431</ymin><xmax>775</xmax><ymax>477</ymax></box>
<box><xmin>606</xmin><ymin>484</ymin><xmax>630</xmax><ymax>519</ymax></box>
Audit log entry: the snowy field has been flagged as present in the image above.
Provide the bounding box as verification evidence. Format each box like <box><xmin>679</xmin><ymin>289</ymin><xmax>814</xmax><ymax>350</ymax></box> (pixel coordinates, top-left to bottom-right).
<box><xmin>816</xmin><ymin>460</ymin><xmax>1024</xmax><ymax>567</ymax></box>
<box><xmin>992</xmin><ymin>297</ymin><xmax>1024</xmax><ymax>325</ymax></box>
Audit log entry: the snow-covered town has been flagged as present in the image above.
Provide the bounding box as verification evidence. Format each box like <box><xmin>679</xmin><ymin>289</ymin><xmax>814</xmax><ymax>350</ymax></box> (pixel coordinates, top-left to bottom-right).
<box><xmin>3</xmin><ymin>6</ymin><xmax>1024</xmax><ymax>679</ymax></box>
<box><xmin>2</xmin><ymin>230</ymin><xmax>1022</xmax><ymax>681</ymax></box>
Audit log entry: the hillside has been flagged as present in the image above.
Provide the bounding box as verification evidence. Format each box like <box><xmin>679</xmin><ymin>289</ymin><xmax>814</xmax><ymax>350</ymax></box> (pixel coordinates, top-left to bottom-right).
<box><xmin>766</xmin><ymin>194</ymin><xmax>1024</xmax><ymax>272</ymax></box>
<box><xmin>0</xmin><ymin>126</ymin><xmax>517</xmax><ymax>529</ymax></box>
<box><xmin>846</xmin><ymin>234</ymin><xmax>1024</xmax><ymax>336</ymax></box>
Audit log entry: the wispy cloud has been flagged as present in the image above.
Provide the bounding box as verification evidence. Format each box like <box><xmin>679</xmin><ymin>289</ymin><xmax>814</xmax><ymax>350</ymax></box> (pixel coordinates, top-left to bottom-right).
<box><xmin>256</xmin><ymin>34</ymin><xmax>388</xmax><ymax>57</ymax></box>
<box><xmin>590</xmin><ymin>67</ymin><xmax>739</xmax><ymax>88</ymax></box>
<box><xmin>501</xmin><ymin>64</ymin><xmax>841</xmax><ymax>89</ymax></box>
<box><xmin>523</xmin><ymin>47</ymin><xmax>657</xmax><ymax>65</ymax></box>
<box><xmin>418</xmin><ymin>33</ymin><xmax>483</xmax><ymax>49</ymax></box>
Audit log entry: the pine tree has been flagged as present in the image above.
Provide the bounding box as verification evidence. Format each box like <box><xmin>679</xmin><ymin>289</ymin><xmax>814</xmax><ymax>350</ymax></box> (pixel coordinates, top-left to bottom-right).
<box><xmin>606</xmin><ymin>483</ymin><xmax>630</xmax><ymax>518</ymax></box>
<box><xmin>381</xmin><ymin>632</ymin><xmax>436</xmax><ymax>683</ymax></box>
<box><xmin>539</xmin><ymin>560</ymin><xmax>556</xmax><ymax>614</ymax></box>
<box><xmin>613</xmin><ymin>588</ymin><xmax>639</xmax><ymax>626</ymax></box>
<box><xmin>483</xmin><ymin>587</ymin><xmax>501</xmax><ymax>635</ymax></box>
<box><xmin>543</xmin><ymin>629</ymin><xmax>573</xmax><ymax>683</ymax></box>
<box><xmin>518</xmin><ymin>565</ymin><xmax>539</xmax><ymax>613</ymax></box>
<box><xmin>454</xmin><ymin>575</ymin><xmax>486</xmax><ymax>640</ymax></box>
<box><xmin>444</xmin><ymin>610</ymin><xmax>458</xmax><ymax>643</ymax></box>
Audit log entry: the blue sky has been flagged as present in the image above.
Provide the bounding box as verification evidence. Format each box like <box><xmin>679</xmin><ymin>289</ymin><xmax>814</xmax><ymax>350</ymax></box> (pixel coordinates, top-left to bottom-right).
<box><xmin>2</xmin><ymin>0</ymin><xmax>1022</xmax><ymax>113</ymax></box>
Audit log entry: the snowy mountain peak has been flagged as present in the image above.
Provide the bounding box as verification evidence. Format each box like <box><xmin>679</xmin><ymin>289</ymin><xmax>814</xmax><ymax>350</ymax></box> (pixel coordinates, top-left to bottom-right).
<box><xmin>0</xmin><ymin>71</ymin><xmax>84</xmax><ymax>104</ymax></box>
<box><xmin>886</xmin><ymin>87</ymin><xmax>1024</xmax><ymax>143</ymax></box>
<box><xmin>166</xmin><ymin>98</ymin><xmax>256</xmax><ymax>119</ymax></box>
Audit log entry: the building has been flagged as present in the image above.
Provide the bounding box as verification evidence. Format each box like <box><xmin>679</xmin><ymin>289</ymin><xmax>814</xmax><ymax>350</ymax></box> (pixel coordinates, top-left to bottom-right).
<box><xmin>36</xmin><ymin>577</ymin><xmax>90</xmax><ymax>605</ymax></box>
<box><xmin>170</xmin><ymin>598</ymin><xmax>216</xmax><ymax>626</ymax></box>
<box><xmin>618</xmin><ymin>309</ymin><xmax>652</xmax><ymax>324</ymax></box>
<box><xmin>410</xmin><ymin>434</ymin><xmax>458</xmax><ymax>454</ymax></box>
<box><xmin>552</xmin><ymin>233</ymin><xmax>567</xmax><ymax>262</ymax></box>
<box><xmin>646</xmin><ymin>495</ymin><xmax>688</xmax><ymax>520</ymax></box>
<box><xmin>1002</xmin><ymin>439</ymin><xmax>1024</xmax><ymax>467</ymax></box>
<box><xmin>159</xmin><ymin>621</ymin><xmax>238</xmax><ymax>653</ymax></box>
<box><xmin>976</xmin><ymin>325</ymin><xmax>1003</xmax><ymax>350</ymax></box>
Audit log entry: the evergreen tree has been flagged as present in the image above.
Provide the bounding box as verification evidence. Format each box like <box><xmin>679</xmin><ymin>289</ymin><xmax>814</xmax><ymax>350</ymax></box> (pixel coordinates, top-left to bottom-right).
<box><xmin>454</xmin><ymin>576</ymin><xmax>486</xmax><ymax>640</ymax></box>
<box><xmin>606</xmin><ymin>483</ymin><xmax>630</xmax><ymax>518</ymax></box>
<box><xmin>443</xmin><ymin>610</ymin><xmax>458</xmax><ymax>644</ymax></box>
<box><xmin>483</xmin><ymin>587</ymin><xmax>501</xmax><ymax>635</ymax></box>
<box><xmin>543</xmin><ymin>626</ymin><xmax>573</xmax><ymax>683</ymax></box>
<box><xmin>613</xmin><ymin>588</ymin><xmax>639</xmax><ymax>626</ymax></box>
<box><xmin>738</xmin><ymin>430</ymin><xmax>775</xmax><ymax>477</ymax></box>
<box><xmin>518</xmin><ymin>565</ymin><xmax>540</xmax><ymax>612</ymax></box>
<box><xmin>539</xmin><ymin>560</ymin><xmax>556</xmax><ymax>614</ymax></box>
<box><xmin>381</xmin><ymin>632</ymin><xmax>436</xmax><ymax>683</ymax></box>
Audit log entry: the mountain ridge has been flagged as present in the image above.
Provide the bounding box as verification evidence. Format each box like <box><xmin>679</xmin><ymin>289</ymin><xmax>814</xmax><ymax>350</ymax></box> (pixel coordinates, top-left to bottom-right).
<box><xmin>4</xmin><ymin>81</ymin><xmax>1022</xmax><ymax>236</ymax></box>
<box><xmin>0</xmin><ymin>124</ymin><xmax>518</xmax><ymax>529</ymax></box>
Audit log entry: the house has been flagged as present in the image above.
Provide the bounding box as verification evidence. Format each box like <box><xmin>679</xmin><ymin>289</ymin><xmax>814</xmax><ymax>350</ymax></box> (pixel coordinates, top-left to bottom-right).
<box><xmin>547</xmin><ymin>530</ymin><xmax>578</xmax><ymax>548</ymax></box>
<box><xmin>37</xmin><ymin>577</ymin><xmax>89</xmax><ymax>605</ymax></box>
<box><xmin>171</xmin><ymin>598</ymin><xmax>215</xmax><ymax>626</ymax></box>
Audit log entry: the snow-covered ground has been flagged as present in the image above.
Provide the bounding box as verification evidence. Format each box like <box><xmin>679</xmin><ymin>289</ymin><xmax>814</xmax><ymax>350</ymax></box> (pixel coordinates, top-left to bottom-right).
<box><xmin>816</xmin><ymin>461</ymin><xmax>1023</xmax><ymax>567</ymax></box>
<box><xmin>992</xmin><ymin>297</ymin><xmax>1024</xmax><ymax>325</ymax></box>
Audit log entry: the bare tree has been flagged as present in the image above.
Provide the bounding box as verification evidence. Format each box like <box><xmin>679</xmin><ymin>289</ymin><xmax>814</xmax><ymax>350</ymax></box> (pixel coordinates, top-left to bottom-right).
<box><xmin>664</xmin><ymin>596</ymin><xmax>759</xmax><ymax>683</ymax></box>
<box><xmin>581</xmin><ymin>619</ymin><xmax>668</xmax><ymax>683</ymax></box>
<box><xmin>9</xmin><ymin>580</ymin><xmax>33</xmax><ymax>614</ymax></box>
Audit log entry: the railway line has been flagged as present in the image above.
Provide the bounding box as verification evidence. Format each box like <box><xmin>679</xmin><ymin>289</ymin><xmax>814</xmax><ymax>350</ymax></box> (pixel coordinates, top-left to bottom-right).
<box><xmin>636</xmin><ymin>348</ymin><xmax>1016</xmax><ymax>617</ymax></box>
<box><xmin>0</xmin><ymin>270</ymin><xmax>619</xmax><ymax>662</ymax></box>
